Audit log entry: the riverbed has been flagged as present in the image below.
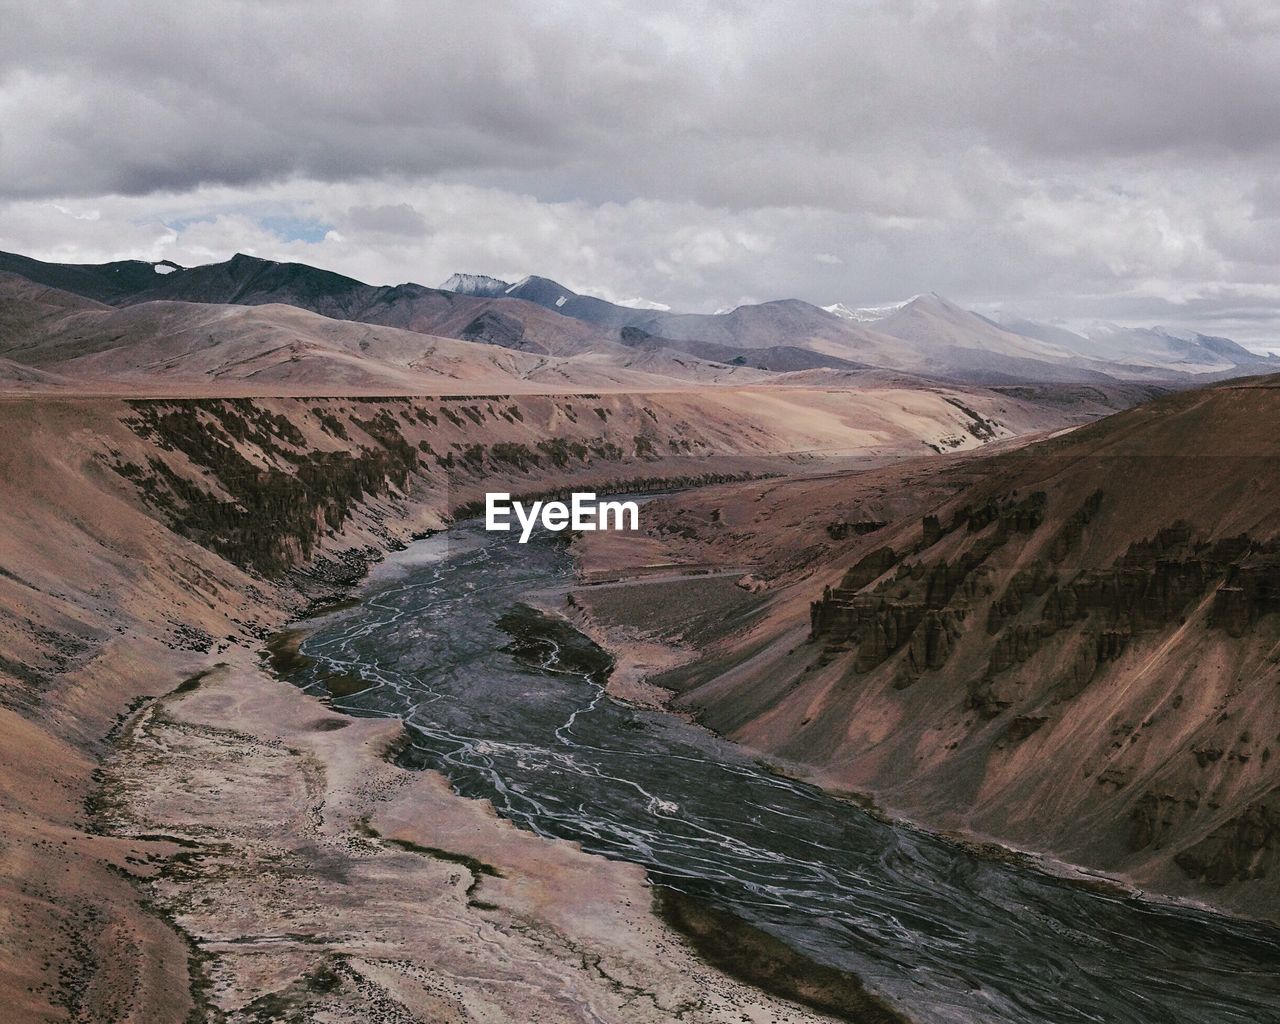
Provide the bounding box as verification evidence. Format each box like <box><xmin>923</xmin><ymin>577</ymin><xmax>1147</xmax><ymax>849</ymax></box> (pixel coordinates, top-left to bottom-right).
<box><xmin>285</xmin><ymin>522</ymin><xmax>1280</xmax><ymax>1024</ymax></box>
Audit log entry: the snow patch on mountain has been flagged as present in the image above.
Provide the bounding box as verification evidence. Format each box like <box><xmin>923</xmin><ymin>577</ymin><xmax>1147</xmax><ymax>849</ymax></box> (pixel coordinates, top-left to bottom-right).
<box><xmin>823</xmin><ymin>297</ymin><xmax>916</xmax><ymax>322</ymax></box>
<box><xmin>613</xmin><ymin>296</ymin><xmax>671</xmax><ymax>312</ymax></box>
<box><xmin>440</xmin><ymin>272</ymin><xmax>511</xmax><ymax>296</ymax></box>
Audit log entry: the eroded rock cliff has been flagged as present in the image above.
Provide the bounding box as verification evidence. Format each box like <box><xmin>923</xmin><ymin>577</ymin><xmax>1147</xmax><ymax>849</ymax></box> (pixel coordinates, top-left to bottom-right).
<box><xmin>624</xmin><ymin>377</ymin><xmax>1280</xmax><ymax>920</ymax></box>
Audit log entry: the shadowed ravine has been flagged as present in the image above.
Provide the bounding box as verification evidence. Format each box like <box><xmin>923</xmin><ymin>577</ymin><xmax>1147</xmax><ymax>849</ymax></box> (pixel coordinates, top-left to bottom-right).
<box><xmin>285</xmin><ymin>522</ymin><xmax>1280</xmax><ymax>1024</ymax></box>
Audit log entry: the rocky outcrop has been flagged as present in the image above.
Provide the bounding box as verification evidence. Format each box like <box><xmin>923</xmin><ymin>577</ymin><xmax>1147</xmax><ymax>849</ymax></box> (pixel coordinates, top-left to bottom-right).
<box><xmin>1003</xmin><ymin>714</ymin><xmax>1048</xmax><ymax>743</ymax></box>
<box><xmin>898</xmin><ymin>608</ymin><xmax>966</xmax><ymax>685</ymax></box>
<box><xmin>954</xmin><ymin>491</ymin><xmax>1046</xmax><ymax>537</ymax></box>
<box><xmin>921</xmin><ymin>514</ymin><xmax>944</xmax><ymax>548</ymax></box>
<box><xmin>1174</xmin><ymin>795</ymin><xmax>1280</xmax><ymax>885</ymax></box>
<box><xmin>1210</xmin><ymin>562</ymin><xmax>1280</xmax><ymax>637</ymax></box>
<box><xmin>987</xmin><ymin>561</ymin><xmax>1053</xmax><ymax>634</ymax></box>
<box><xmin>978</xmin><ymin>528</ymin><xmax>1280</xmax><ymax>707</ymax></box>
<box><xmin>812</xmin><ymin>548</ymin><xmax>898</xmax><ymax>621</ymax></box>
<box><xmin>826</xmin><ymin>519</ymin><xmax>888</xmax><ymax>541</ymax></box>
<box><xmin>461</xmin><ymin>309</ymin><xmax>529</xmax><ymax>349</ymax></box>
<box><xmin>812</xmin><ymin>478</ymin><xmax>1280</xmax><ymax>725</ymax></box>
<box><xmin>816</xmin><ymin>597</ymin><xmax>929</xmax><ymax>673</ymax></box>
<box><xmin>1129</xmin><ymin>791</ymin><xmax>1201</xmax><ymax>853</ymax></box>
<box><xmin>987</xmin><ymin>622</ymin><xmax>1047</xmax><ymax>674</ymax></box>
<box><xmin>119</xmin><ymin>401</ymin><xmax>420</xmax><ymax>576</ymax></box>
<box><xmin>737</xmin><ymin>574</ymin><xmax>768</xmax><ymax>594</ymax></box>
<box><xmin>810</xmin><ymin>509</ymin><xmax>1024</xmax><ymax>675</ymax></box>
<box><xmin>1047</xmin><ymin>490</ymin><xmax>1104</xmax><ymax>563</ymax></box>
<box><xmin>1045</xmin><ymin>559</ymin><xmax>1210</xmax><ymax>632</ymax></box>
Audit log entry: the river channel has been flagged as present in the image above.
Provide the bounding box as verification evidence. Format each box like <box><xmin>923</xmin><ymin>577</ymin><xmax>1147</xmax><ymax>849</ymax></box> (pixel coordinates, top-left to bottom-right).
<box><xmin>285</xmin><ymin>521</ymin><xmax>1280</xmax><ymax>1024</ymax></box>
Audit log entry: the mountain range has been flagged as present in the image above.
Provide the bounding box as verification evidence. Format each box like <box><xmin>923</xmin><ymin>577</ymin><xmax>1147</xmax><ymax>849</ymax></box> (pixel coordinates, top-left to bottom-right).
<box><xmin>5</xmin><ymin>239</ymin><xmax>1280</xmax><ymax>1023</ymax></box>
<box><xmin>1</xmin><ymin>249</ymin><xmax>1273</xmax><ymax>387</ymax></box>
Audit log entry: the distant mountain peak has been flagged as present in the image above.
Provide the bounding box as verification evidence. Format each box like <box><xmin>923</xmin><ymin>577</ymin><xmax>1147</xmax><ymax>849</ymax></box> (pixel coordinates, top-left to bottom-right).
<box><xmin>5</xmin><ymin>245</ymin><xmax>1274</xmax><ymax>382</ymax></box>
<box><xmin>440</xmin><ymin>272</ymin><xmax>510</xmax><ymax>297</ymax></box>
<box><xmin>504</xmin><ymin>275</ymin><xmax>579</xmax><ymax>309</ymax></box>
<box><xmin>899</xmin><ymin>291</ymin><xmax>955</xmax><ymax>311</ymax></box>
<box><xmin>823</xmin><ymin>297</ymin><xmax>918</xmax><ymax>322</ymax></box>
<box><xmin>612</xmin><ymin>296</ymin><xmax>671</xmax><ymax>312</ymax></box>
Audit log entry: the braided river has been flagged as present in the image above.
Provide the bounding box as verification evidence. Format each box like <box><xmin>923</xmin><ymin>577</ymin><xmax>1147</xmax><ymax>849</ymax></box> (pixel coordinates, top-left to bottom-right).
<box><xmin>285</xmin><ymin>522</ymin><xmax>1280</xmax><ymax>1023</ymax></box>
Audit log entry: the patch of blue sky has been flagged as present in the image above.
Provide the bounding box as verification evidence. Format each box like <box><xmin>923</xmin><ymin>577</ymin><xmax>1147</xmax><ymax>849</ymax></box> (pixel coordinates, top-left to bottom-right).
<box><xmin>258</xmin><ymin>215</ymin><xmax>333</xmax><ymax>243</ymax></box>
<box><xmin>159</xmin><ymin>213</ymin><xmax>333</xmax><ymax>243</ymax></box>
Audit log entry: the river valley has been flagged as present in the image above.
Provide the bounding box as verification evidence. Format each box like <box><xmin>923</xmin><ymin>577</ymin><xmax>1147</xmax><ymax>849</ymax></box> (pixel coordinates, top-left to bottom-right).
<box><xmin>284</xmin><ymin>522</ymin><xmax>1280</xmax><ymax>1024</ymax></box>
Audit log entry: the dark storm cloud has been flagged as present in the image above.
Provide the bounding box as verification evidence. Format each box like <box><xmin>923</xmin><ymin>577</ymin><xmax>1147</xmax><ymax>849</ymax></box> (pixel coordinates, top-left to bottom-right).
<box><xmin>1</xmin><ymin>0</ymin><xmax>1279</xmax><ymax>341</ymax></box>
<box><xmin>0</xmin><ymin>0</ymin><xmax>654</xmax><ymax>198</ymax></box>
<box><xmin>4</xmin><ymin>1</ymin><xmax>1279</xmax><ymax>202</ymax></box>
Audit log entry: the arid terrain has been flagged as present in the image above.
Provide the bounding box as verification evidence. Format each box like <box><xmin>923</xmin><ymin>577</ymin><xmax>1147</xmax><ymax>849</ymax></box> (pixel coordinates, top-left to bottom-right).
<box><xmin>0</xmin><ymin>386</ymin><xmax>932</xmax><ymax>1023</ymax></box>
<box><xmin>574</xmin><ymin>376</ymin><xmax>1280</xmax><ymax>920</ymax></box>
<box><xmin>10</xmin><ymin>2</ymin><xmax>1280</xmax><ymax>1018</ymax></box>
<box><xmin>2</xmin><ymin>250</ymin><xmax>1278</xmax><ymax>1022</ymax></box>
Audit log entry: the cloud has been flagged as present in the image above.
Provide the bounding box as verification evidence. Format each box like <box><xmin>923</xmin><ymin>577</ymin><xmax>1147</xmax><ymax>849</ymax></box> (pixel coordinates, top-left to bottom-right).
<box><xmin>0</xmin><ymin>1</ymin><xmax>1279</xmax><ymax>342</ymax></box>
<box><xmin>344</xmin><ymin>204</ymin><xmax>429</xmax><ymax>237</ymax></box>
<box><xmin>5</xmin><ymin>1</ymin><xmax>1280</xmax><ymax>203</ymax></box>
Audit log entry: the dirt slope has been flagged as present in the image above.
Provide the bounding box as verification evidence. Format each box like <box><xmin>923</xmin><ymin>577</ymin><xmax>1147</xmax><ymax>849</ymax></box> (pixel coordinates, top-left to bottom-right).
<box><xmin>0</xmin><ymin>276</ymin><xmax>771</xmax><ymax>392</ymax></box>
<box><xmin>0</xmin><ymin>351</ymin><xmax>1221</xmax><ymax>1016</ymax></box>
<box><xmin>3</xmin><ymin>381</ymin><xmax>1016</xmax><ymax>1021</ymax></box>
<box><xmin>581</xmin><ymin>375</ymin><xmax>1280</xmax><ymax>919</ymax></box>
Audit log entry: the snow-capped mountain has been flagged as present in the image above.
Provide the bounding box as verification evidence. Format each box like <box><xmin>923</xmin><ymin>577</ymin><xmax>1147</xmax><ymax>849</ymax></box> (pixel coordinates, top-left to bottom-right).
<box><xmin>438</xmin><ymin>272</ymin><xmax>510</xmax><ymax>297</ymax></box>
<box><xmin>8</xmin><ymin>245</ymin><xmax>1273</xmax><ymax>386</ymax></box>
<box><xmin>991</xmin><ymin>312</ymin><xmax>1276</xmax><ymax>372</ymax></box>
<box><xmin>612</xmin><ymin>296</ymin><xmax>671</xmax><ymax>312</ymax></box>
<box><xmin>823</xmin><ymin>298</ymin><xmax>916</xmax><ymax>322</ymax></box>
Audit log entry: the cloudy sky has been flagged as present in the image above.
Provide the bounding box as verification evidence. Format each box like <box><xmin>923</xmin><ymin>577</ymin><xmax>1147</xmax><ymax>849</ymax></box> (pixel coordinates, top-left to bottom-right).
<box><xmin>3</xmin><ymin>1</ymin><xmax>1280</xmax><ymax>345</ymax></box>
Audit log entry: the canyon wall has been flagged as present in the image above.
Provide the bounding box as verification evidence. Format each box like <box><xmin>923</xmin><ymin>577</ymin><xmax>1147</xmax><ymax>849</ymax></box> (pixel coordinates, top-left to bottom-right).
<box><xmin>0</xmin><ymin>377</ymin><xmax>1253</xmax><ymax>1017</ymax></box>
<box><xmin>0</xmin><ymin>388</ymin><xmax>846</xmax><ymax>1022</ymax></box>
<box><xmin>626</xmin><ymin>379</ymin><xmax>1280</xmax><ymax>919</ymax></box>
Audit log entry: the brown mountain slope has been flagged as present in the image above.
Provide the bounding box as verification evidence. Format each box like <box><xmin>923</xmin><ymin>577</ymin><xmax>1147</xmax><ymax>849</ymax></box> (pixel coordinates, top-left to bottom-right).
<box><xmin>4</xmin><ymin>391</ymin><xmax>891</xmax><ymax>1023</ymax></box>
<box><xmin>872</xmin><ymin>293</ymin><xmax>1069</xmax><ymax>359</ymax></box>
<box><xmin>579</xmin><ymin>375</ymin><xmax>1280</xmax><ymax>918</ymax></box>
<box><xmin>10</xmin><ymin>250</ymin><xmax>1237</xmax><ymax>385</ymax></box>
<box><xmin>0</xmin><ymin>282</ymin><xmax>774</xmax><ymax>393</ymax></box>
<box><xmin>100</xmin><ymin>252</ymin><xmax>634</xmax><ymax>357</ymax></box>
<box><xmin>0</xmin><ymin>356</ymin><xmax>74</xmax><ymax>390</ymax></box>
<box><xmin>3</xmin><ymin>298</ymin><xmax>542</xmax><ymax>390</ymax></box>
<box><xmin>0</xmin><ymin>271</ymin><xmax>110</xmax><ymax>341</ymax></box>
<box><xmin>0</xmin><ymin>277</ymin><xmax>1169</xmax><ymax>431</ymax></box>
